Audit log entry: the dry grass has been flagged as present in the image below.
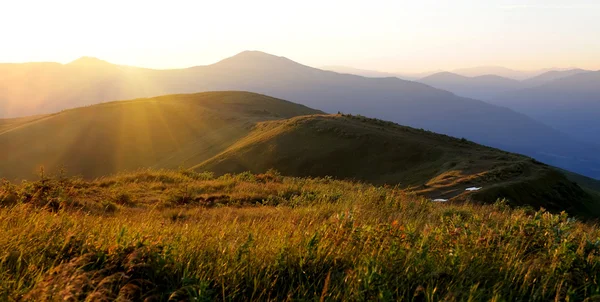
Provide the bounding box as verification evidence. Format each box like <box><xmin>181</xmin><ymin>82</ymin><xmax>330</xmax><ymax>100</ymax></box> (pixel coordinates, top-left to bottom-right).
<box><xmin>2</xmin><ymin>170</ymin><xmax>600</xmax><ymax>301</ymax></box>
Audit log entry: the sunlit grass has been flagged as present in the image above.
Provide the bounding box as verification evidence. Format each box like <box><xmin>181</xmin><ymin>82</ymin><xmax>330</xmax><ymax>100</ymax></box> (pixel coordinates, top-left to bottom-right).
<box><xmin>1</xmin><ymin>169</ymin><xmax>600</xmax><ymax>300</ymax></box>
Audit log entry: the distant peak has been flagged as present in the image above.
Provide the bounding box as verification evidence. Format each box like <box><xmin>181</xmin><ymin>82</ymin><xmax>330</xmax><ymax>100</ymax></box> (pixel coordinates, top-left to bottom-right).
<box><xmin>212</xmin><ymin>50</ymin><xmax>306</xmax><ymax>70</ymax></box>
<box><xmin>231</xmin><ymin>50</ymin><xmax>281</xmax><ymax>59</ymax></box>
<box><xmin>422</xmin><ymin>71</ymin><xmax>465</xmax><ymax>79</ymax></box>
<box><xmin>434</xmin><ymin>71</ymin><xmax>461</xmax><ymax>76</ymax></box>
<box><xmin>67</xmin><ymin>56</ymin><xmax>113</xmax><ymax>66</ymax></box>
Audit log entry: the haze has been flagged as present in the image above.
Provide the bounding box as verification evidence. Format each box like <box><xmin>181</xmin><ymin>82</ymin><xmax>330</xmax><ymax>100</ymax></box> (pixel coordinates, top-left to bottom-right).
<box><xmin>2</xmin><ymin>0</ymin><xmax>599</xmax><ymax>72</ymax></box>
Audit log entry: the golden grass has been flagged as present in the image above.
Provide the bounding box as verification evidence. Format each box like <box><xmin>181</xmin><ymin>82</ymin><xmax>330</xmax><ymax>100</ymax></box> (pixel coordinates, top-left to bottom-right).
<box><xmin>1</xmin><ymin>170</ymin><xmax>600</xmax><ymax>301</ymax></box>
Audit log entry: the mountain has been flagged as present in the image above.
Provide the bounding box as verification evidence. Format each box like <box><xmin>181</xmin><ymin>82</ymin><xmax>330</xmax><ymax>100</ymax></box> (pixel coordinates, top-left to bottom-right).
<box><xmin>1</xmin><ymin>51</ymin><xmax>599</xmax><ymax>178</ymax></box>
<box><xmin>450</xmin><ymin>66</ymin><xmax>567</xmax><ymax>80</ymax></box>
<box><xmin>195</xmin><ymin>114</ymin><xmax>600</xmax><ymax>215</ymax></box>
<box><xmin>0</xmin><ymin>91</ymin><xmax>321</xmax><ymax>180</ymax></box>
<box><xmin>0</xmin><ymin>59</ymin><xmax>157</xmax><ymax>118</ymax></box>
<box><xmin>420</xmin><ymin>69</ymin><xmax>593</xmax><ymax>101</ymax></box>
<box><xmin>490</xmin><ymin>71</ymin><xmax>600</xmax><ymax>147</ymax></box>
<box><xmin>522</xmin><ymin>69</ymin><xmax>591</xmax><ymax>87</ymax></box>
<box><xmin>419</xmin><ymin>72</ymin><xmax>524</xmax><ymax>101</ymax></box>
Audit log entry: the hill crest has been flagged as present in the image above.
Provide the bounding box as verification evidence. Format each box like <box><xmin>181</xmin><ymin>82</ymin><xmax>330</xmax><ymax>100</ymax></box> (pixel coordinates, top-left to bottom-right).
<box><xmin>195</xmin><ymin>114</ymin><xmax>599</xmax><ymax>215</ymax></box>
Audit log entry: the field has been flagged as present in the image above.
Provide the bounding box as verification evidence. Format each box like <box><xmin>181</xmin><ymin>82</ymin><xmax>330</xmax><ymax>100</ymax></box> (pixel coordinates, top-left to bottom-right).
<box><xmin>2</xmin><ymin>169</ymin><xmax>600</xmax><ymax>301</ymax></box>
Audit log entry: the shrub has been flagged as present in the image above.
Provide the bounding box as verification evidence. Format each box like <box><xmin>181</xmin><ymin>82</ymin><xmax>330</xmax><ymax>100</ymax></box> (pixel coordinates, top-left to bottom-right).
<box><xmin>112</xmin><ymin>191</ymin><xmax>133</xmax><ymax>205</ymax></box>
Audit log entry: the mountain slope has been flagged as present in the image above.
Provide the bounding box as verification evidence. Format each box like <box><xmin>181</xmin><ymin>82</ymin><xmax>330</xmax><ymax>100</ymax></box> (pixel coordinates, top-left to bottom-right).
<box><xmin>419</xmin><ymin>72</ymin><xmax>524</xmax><ymax>100</ymax></box>
<box><xmin>491</xmin><ymin>71</ymin><xmax>600</xmax><ymax>147</ymax></box>
<box><xmin>0</xmin><ymin>114</ymin><xmax>50</xmax><ymax>133</ymax></box>
<box><xmin>0</xmin><ymin>91</ymin><xmax>321</xmax><ymax>180</ymax></box>
<box><xmin>195</xmin><ymin>114</ymin><xmax>599</xmax><ymax>215</ymax></box>
<box><xmin>1</xmin><ymin>51</ymin><xmax>599</xmax><ymax>178</ymax></box>
<box><xmin>319</xmin><ymin>66</ymin><xmax>423</xmax><ymax>80</ymax></box>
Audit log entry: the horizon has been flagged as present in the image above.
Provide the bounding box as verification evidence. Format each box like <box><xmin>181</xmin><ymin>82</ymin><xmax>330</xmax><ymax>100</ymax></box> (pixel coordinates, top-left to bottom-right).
<box><xmin>2</xmin><ymin>0</ymin><xmax>600</xmax><ymax>73</ymax></box>
<box><xmin>1</xmin><ymin>51</ymin><xmax>596</xmax><ymax>77</ymax></box>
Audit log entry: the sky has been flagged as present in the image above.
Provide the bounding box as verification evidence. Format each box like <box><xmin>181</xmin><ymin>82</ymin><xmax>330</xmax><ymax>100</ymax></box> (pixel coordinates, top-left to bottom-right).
<box><xmin>1</xmin><ymin>0</ymin><xmax>599</xmax><ymax>72</ymax></box>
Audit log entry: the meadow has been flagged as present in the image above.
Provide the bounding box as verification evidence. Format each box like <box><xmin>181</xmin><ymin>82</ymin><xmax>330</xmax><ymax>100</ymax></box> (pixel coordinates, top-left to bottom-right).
<box><xmin>2</xmin><ymin>169</ymin><xmax>600</xmax><ymax>301</ymax></box>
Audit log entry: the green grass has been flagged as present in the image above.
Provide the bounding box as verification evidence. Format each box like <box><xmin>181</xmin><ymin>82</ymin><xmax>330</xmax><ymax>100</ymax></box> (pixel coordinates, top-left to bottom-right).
<box><xmin>2</xmin><ymin>169</ymin><xmax>600</xmax><ymax>301</ymax></box>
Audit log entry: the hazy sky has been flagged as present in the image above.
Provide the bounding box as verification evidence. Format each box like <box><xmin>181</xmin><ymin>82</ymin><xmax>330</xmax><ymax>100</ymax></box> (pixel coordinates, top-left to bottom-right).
<box><xmin>1</xmin><ymin>0</ymin><xmax>599</xmax><ymax>72</ymax></box>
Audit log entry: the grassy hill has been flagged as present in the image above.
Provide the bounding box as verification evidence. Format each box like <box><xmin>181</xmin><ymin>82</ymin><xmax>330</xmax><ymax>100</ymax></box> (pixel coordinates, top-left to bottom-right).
<box><xmin>2</xmin><ymin>170</ymin><xmax>600</xmax><ymax>300</ymax></box>
<box><xmin>0</xmin><ymin>114</ymin><xmax>50</xmax><ymax>133</ymax></box>
<box><xmin>2</xmin><ymin>92</ymin><xmax>599</xmax><ymax>215</ymax></box>
<box><xmin>196</xmin><ymin>114</ymin><xmax>600</xmax><ymax>215</ymax></box>
<box><xmin>0</xmin><ymin>91</ymin><xmax>320</xmax><ymax>180</ymax></box>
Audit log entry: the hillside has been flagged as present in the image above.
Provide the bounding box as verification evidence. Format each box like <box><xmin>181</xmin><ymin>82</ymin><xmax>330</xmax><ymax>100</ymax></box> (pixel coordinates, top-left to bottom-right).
<box><xmin>196</xmin><ymin>114</ymin><xmax>599</xmax><ymax>215</ymax></box>
<box><xmin>319</xmin><ymin>65</ymin><xmax>422</xmax><ymax>80</ymax></box>
<box><xmin>2</xmin><ymin>51</ymin><xmax>599</xmax><ymax>178</ymax></box>
<box><xmin>0</xmin><ymin>91</ymin><xmax>320</xmax><ymax>180</ymax></box>
<box><xmin>0</xmin><ymin>114</ymin><xmax>50</xmax><ymax>133</ymax></box>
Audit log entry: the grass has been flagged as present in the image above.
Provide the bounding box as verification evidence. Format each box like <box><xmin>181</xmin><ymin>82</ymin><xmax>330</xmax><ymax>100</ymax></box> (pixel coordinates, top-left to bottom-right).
<box><xmin>0</xmin><ymin>91</ymin><xmax>321</xmax><ymax>181</ymax></box>
<box><xmin>2</xmin><ymin>169</ymin><xmax>600</xmax><ymax>301</ymax></box>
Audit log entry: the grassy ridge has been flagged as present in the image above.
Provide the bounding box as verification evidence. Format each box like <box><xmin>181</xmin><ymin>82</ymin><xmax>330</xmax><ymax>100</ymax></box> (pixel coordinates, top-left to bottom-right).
<box><xmin>0</xmin><ymin>92</ymin><xmax>320</xmax><ymax>181</ymax></box>
<box><xmin>2</xmin><ymin>170</ymin><xmax>600</xmax><ymax>300</ymax></box>
<box><xmin>197</xmin><ymin>114</ymin><xmax>599</xmax><ymax>216</ymax></box>
<box><xmin>0</xmin><ymin>114</ymin><xmax>51</xmax><ymax>133</ymax></box>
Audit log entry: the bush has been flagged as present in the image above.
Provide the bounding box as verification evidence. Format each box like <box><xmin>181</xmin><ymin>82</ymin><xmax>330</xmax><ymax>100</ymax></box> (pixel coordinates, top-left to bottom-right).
<box><xmin>102</xmin><ymin>200</ymin><xmax>118</xmax><ymax>213</ymax></box>
<box><xmin>112</xmin><ymin>191</ymin><xmax>133</xmax><ymax>205</ymax></box>
<box><xmin>0</xmin><ymin>180</ymin><xmax>18</xmax><ymax>207</ymax></box>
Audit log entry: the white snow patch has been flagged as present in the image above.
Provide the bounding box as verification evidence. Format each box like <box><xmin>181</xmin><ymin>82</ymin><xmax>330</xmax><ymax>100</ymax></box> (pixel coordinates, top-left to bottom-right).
<box><xmin>433</xmin><ymin>199</ymin><xmax>448</xmax><ymax>202</ymax></box>
<box><xmin>465</xmin><ymin>187</ymin><xmax>482</xmax><ymax>191</ymax></box>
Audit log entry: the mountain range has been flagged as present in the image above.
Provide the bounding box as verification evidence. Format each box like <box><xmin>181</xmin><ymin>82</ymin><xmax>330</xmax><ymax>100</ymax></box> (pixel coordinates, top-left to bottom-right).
<box><xmin>0</xmin><ymin>51</ymin><xmax>598</xmax><ymax>179</ymax></box>
<box><xmin>417</xmin><ymin>69</ymin><xmax>598</xmax><ymax>147</ymax></box>
<box><xmin>489</xmin><ymin>71</ymin><xmax>600</xmax><ymax>147</ymax></box>
<box><xmin>418</xmin><ymin>69</ymin><xmax>592</xmax><ymax>101</ymax></box>
<box><xmin>321</xmin><ymin>65</ymin><xmax>580</xmax><ymax>81</ymax></box>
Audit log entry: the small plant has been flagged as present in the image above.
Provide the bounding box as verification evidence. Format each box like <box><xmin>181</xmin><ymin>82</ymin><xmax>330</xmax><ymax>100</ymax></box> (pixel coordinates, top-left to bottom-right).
<box><xmin>112</xmin><ymin>191</ymin><xmax>133</xmax><ymax>205</ymax></box>
<box><xmin>102</xmin><ymin>200</ymin><xmax>118</xmax><ymax>213</ymax></box>
<box><xmin>0</xmin><ymin>180</ymin><xmax>18</xmax><ymax>207</ymax></box>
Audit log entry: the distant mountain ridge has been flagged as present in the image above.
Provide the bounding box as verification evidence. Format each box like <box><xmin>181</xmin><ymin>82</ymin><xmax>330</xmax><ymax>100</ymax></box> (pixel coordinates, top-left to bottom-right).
<box><xmin>522</xmin><ymin>69</ymin><xmax>591</xmax><ymax>87</ymax></box>
<box><xmin>0</xmin><ymin>51</ymin><xmax>599</xmax><ymax>178</ymax></box>
<box><xmin>419</xmin><ymin>72</ymin><xmax>524</xmax><ymax>101</ymax></box>
<box><xmin>489</xmin><ymin>71</ymin><xmax>600</xmax><ymax>147</ymax></box>
<box><xmin>418</xmin><ymin>69</ymin><xmax>591</xmax><ymax>101</ymax></box>
<box><xmin>449</xmin><ymin>66</ymin><xmax>580</xmax><ymax>80</ymax></box>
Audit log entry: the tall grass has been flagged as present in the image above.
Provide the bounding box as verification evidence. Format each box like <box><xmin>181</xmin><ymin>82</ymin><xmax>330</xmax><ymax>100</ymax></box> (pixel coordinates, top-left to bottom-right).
<box><xmin>1</xmin><ymin>169</ymin><xmax>600</xmax><ymax>301</ymax></box>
